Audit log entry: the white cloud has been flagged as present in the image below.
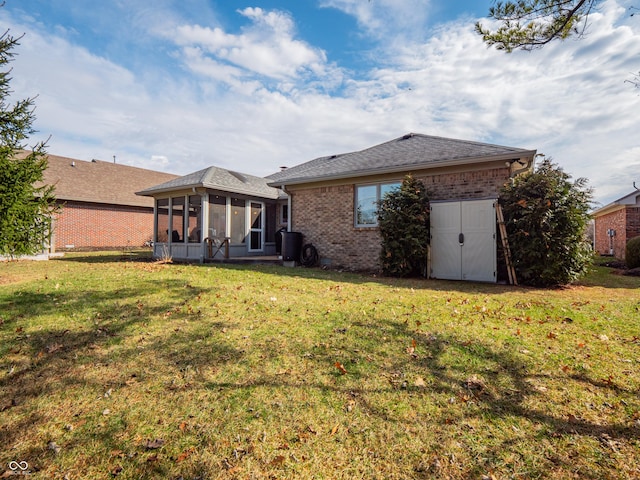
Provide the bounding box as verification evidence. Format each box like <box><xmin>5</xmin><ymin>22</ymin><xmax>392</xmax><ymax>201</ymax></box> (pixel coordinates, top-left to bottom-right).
<box><xmin>174</xmin><ymin>8</ymin><xmax>329</xmax><ymax>85</ymax></box>
<box><xmin>2</xmin><ymin>1</ymin><xmax>639</xmax><ymax>206</ymax></box>
<box><xmin>319</xmin><ymin>0</ymin><xmax>433</xmax><ymax>42</ymax></box>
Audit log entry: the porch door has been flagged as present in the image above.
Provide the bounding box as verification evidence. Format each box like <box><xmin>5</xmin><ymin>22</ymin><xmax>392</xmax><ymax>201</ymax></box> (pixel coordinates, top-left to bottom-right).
<box><xmin>248</xmin><ymin>201</ymin><xmax>264</xmax><ymax>252</ymax></box>
<box><xmin>430</xmin><ymin>199</ymin><xmax>497</xmax><ymax>282</ymax></box>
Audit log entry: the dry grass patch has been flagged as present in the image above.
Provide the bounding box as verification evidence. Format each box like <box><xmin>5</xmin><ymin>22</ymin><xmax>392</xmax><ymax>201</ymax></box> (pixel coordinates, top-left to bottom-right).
<box><xmin>1</xmin><ymin>252</ymin><xmax>639</xmax><ymax>479</ymax></box>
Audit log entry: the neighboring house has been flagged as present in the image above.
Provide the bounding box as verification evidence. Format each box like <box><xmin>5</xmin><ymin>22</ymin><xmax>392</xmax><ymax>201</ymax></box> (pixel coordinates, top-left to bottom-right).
<box><xmin>36</xmin><ymin>152</ymin><xmax>179</xmax><ymax>251</ymax></box>
<box><xmin>592</xmin><ymin>189</ymin><xmax>640</xmax><ymax>260</ymax></box>
<box><xmin>136</xmin><ymin>166</ymin><xmax>287</xmax><ymax>262</ymax></box>
<box><xmin>140</xmin><ymin>133</ymin><xmax>536</xmax><ymax>282</ymax></box>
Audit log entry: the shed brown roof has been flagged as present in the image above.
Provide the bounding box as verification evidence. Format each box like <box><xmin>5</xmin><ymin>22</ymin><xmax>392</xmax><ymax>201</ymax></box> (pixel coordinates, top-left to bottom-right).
<box><xmin>29</xmin><ymin>152</ymin><xmax>179</xmax><ymax>208</ymax></box>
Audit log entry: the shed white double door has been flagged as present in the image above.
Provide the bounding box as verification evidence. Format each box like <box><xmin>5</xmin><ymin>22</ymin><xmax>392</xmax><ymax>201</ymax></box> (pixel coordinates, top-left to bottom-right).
<box><xmin>430</xmin><ymin>199</ymin><xmax>497</xmax><ymax>282</ymax></box>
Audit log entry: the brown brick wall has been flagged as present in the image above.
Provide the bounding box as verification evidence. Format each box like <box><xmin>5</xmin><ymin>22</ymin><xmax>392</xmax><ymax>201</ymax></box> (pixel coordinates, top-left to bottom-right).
<box><xmin>628</xmin><ymin>207</ymin><xmax>640</xmax><ymax>241</ymax></box>
<box><xmin>290</xmin><ymin>166</ymin><xmax>510</xmax><ymax>271</ymax></box>
<box><xmin>594</xmin><ymin>209</ymin><xmax>627</xmax><ymax>259</ymax></box>
<box><xmin>53</xmin><ymin>201</ymin><xmax>154</xmax><ymax>250</ymax></box>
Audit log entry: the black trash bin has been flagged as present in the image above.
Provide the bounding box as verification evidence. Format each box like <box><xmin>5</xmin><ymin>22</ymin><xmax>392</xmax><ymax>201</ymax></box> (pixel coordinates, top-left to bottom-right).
<box><xmin>281</xmin><ymin>231</ymin><xmax>303</xmax><ymax>262</ymax></box>
<box><xmin>275</xmin><ymin>227</ymin><xmax>287</xmax><ymax>255</ymax></box>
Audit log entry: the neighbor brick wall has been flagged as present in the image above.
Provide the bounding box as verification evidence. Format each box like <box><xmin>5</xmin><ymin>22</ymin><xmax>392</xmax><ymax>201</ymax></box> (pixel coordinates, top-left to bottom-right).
<box><xmin>291</xmin><ymin>166</ymin><xmax>511</xmax><ymax>271</ymax></box>
<box><xmin>628</xmin><ymin>207</ymin><xmax>640</xmax><ymax>242</ymax></box>
<box><xmin>594</xmin><ymin>209</ymin><xmax>628</xmax><ymax>259</ymax></box>
<box><xmin>52</xmin><ymin>201</ymin><xmax>155</xmax><ymax>250</ymax></box>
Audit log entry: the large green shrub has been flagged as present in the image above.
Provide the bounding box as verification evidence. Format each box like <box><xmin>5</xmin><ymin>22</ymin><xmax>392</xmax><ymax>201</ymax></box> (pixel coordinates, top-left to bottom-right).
<box><xmin>500</xmin><ymin>158</ymin><xmax>593</xmax><ymax>287</ymax></box>
<box><xmin>626</xmin><ymin>236</ymin><xmax>640</xmax><ymax>269</ymax></box>
<box><xmin>377</xmin><ymin>175</ymin><xmax>430</xmax><ymax>277</ymax></box>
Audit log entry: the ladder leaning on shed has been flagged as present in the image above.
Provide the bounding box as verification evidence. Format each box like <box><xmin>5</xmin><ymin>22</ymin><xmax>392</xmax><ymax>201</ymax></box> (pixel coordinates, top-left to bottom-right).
<box><xmin>496</xmin><ymin>203</ymin><xmax>518</xmax><ymax>286</ymax></box>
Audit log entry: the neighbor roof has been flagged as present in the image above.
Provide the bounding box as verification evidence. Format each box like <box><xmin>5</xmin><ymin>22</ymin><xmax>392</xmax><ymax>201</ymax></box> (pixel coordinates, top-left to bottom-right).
<box><xmin>33</xmin><ymin>152</ymin><xmax>179</xmax><ymax>208</ymax></box>
<box><xmin>267</xmin><ymin>133</ymin><xmax>536</xmax><ymax>186</ymax></box>
<box><xmin>136</xmin><ymin>165</ymin><xmax>282</xmax><ymax>200</ymax></box>
<box><xmin>591</xmin><ymin>189</ymin><xmax>640</xmax><ymax>217</ymax></box>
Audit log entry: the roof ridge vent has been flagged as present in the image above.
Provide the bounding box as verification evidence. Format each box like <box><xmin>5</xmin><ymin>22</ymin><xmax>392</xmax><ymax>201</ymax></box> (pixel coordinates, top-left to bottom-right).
<box><xmin>401</xmin><ymin>133</ymin><xmax>414</xmax><ymax>140</ymax></box>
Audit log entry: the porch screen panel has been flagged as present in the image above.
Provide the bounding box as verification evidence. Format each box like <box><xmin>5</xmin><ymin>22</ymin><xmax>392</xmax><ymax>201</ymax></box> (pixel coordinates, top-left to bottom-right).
<box><xmin>188</xmin><ymin>195</ymin><xmax>202</xmax><ymax>243</ymax></box>
<box><xmin>265</xmin><ymin>204</ymin><xmax>276</xmax><ymax>242</ymax></box>
<box><xmin>208</xmin><ymin>195</ymin><xmax>227</xmax><ymax>238</ymax></box>
<box><xmin>230</xmin><ymin>198</ymin><xmax>246</xmax><ymax>245</ymax></box>
<box><xmin>156</xmin><ymin>198</ymin><xmax>169</xmax><ymax>242</ymax></box>
<box><xmin>171</xmin><ymin>196</ymin><xmax>185</xmax><ymax>242</ymax></box>
<box><xmin>250</xmin><ymin>202</ymin><xmax>263</xmax><ymax>251</ymax></box>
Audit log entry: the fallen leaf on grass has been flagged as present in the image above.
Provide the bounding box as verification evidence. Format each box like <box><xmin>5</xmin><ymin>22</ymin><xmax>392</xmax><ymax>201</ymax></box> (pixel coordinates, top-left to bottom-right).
<box><xmin>414</xmin><ymin>377</ymin><xmax>427</xmax><ymax>387</ymax></box>
<box><xmin>547</xmin><ymin>331</ymin><xmax>557</xmax><ymax>339</ymax></box>
<box><xmin>330</xmin><ymin>424</ymin><xmax>340</xmax><ymax>436</ymax></box>
<box><xmin>179</xmin><ymin>421</ymin><xmax>187</xmax><ymax>432</ymax></box>
<box><xmin>335</xmin><ymin>362</ymin><xmax>347</xmax><ymax>375</ymax></box>
<box><xmin>47</xmin><ymin>343</ymin><xmax>64</xmax><ymax>353</ymax></box>
<box><xmin>145</xmin><ymin>438</ymin><xmax>165</xmax><ymax>450</ymax></box>
<box><xmin>48</xmin><ymin>441</ymin><xmax>61</xmax><ymax>454</ymax></box>
<box><xmin>270</xmin><ymin>455</ymin><xmax>286</xmax><ymax>466</ymax></box>
<box><xmin>110</xmin><ymin>465</ymin><xmax>123</xmax><ymax>476</ymax></box>
<box><xmin>176</xmin><ymin>447</ymin><xmax>195</xmax><ymax>462</ymax></box>
<box><xmin>146</xmin><ymin>454</ymin><xmax>159</xmax><ymax>463</ymax></box>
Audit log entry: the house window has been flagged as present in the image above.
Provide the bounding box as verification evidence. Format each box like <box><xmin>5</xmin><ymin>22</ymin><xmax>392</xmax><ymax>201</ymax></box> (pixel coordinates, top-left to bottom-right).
<box><xmin>281</xmin><ymin>204</ymin><xmax>288</xmax><ymax>225</ymax></box>
<box><xmin>355</xmin><ymin>182</ymin><xmax>401</xmax><ymax>227</ymax></box>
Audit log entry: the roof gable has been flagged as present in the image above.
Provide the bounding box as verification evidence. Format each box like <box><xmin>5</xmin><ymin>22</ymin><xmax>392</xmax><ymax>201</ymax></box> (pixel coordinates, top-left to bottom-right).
<box><xmin>592</xmin><ymin>189</ymin><xmax>640</xmax><ymax>217</ymax></box>
<box><xmin>34</xmin><ymin>152</ymin><xmax>178</xmax><ymax>208</ymax></box>
<box><xmin>267</xmin><ymin>133</ymin><xmax>536</xmax><ymax>186</ymax></box>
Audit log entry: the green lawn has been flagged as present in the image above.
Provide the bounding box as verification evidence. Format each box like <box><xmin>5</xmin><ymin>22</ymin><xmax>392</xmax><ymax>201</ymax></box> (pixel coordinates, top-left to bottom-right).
<box><xmin>1</xmin><ymin>252</ymin><xmax>639</xmax><ymax>479</ymax></box>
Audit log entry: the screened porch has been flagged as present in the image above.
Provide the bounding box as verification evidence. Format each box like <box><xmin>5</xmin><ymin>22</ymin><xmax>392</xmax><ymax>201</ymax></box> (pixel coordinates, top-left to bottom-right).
<box><xmin>152</xmin><ymin>191</ymin><xmax>286</xmax><ymax>262</ymax></box>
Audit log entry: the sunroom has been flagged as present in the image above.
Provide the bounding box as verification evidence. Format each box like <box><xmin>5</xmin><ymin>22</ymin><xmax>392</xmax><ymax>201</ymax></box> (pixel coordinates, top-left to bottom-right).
<box><xmin>136</xmin><ymin>166</ymin><xmax>287</xmax><ymax>262</ymax></box>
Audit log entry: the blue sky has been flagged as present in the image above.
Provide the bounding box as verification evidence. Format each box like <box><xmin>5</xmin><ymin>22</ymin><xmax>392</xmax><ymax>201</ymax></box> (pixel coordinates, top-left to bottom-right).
<box><xmin>2</xmin><ymin>0</ymin><xmax>639</xmax><ymax>206</ymax></box>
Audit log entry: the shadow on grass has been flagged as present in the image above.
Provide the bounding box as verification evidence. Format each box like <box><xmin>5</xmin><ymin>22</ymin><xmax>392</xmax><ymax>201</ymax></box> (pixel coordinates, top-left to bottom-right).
<box><xmin>47</xmin><ymin>250</ymin><xmax>640</xmax><ymax>291</ymax></box>
<box><xmin>50</xmin><ymin>250</ymin><xmax>154</xmax><ymax>264</ymax></box>
<box><xmin>192</xmin><ymin>318</ymin><xmax>638</xmax><ymax>477</ymax></box>
<box><xmin>0</xmin><ymin>278</ymin><xmax>215</xmax><ymax>450</ymax></box>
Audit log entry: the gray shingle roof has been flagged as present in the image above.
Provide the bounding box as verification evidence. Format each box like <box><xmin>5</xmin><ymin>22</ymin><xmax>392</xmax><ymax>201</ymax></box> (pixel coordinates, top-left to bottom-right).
<box><xmin>267</xmin><ymin>133</ymin><xmax>536</xmax><ymax>186</ymax></box>
<box><xmin>137</xmin><ymin>165</ymin><xmax>282</xmax><ymax>200</ymax></box>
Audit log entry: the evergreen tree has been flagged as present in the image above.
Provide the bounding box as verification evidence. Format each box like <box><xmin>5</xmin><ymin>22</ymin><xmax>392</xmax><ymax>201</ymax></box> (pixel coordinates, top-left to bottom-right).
<box><xmin>377</xmin><ymin>175</ymin><xmax>430</xmax><ymax>277</ymax></box>
<box><xmin>499</xmin><ymin>158</ymin><xmax>593</xmax><ymax>287</ymax></box>
<box><xmin>0</xmin><ymin>29</ymin><xmax>56</xmax><ymax>258</ymax></box>
<box><xmin>476</xmin><ymin>0</ymin><xmax>598</xmax><ymax>52</ymax></box>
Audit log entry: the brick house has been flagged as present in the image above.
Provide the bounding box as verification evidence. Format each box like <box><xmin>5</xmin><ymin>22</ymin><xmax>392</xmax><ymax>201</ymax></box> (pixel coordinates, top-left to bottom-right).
<box><xmin>267</xmin><ymin>133</ymin><xmax>536</xmax><ymax>279</ymax></box>
<box><xmin>592</xmin><ymin>189</ymin><xmax>640</xmax><ymax>260</ymax></box>
<box><xmin>38</xmin><ymin>153</ymin><xmax>178</xmax><ymax>251</ymax></box>
<box><xmin>140</xmin><ymin>133</ymin><xmax>536</xmax><ymax>281</ymax></box>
